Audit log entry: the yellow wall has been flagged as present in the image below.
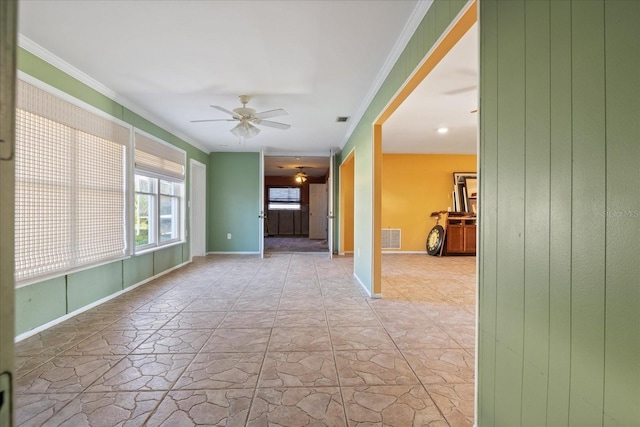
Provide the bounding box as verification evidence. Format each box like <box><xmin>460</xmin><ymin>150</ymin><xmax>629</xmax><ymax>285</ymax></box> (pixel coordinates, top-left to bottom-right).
<box><xmin>339</xmin><ymin>153</ymin><xmax>355</xmax><ymax>253</ymax></box>
<box><xmin>382</xmin><ymin>154</ymin><xmax>477</xmax><ymax>251</ymax></box>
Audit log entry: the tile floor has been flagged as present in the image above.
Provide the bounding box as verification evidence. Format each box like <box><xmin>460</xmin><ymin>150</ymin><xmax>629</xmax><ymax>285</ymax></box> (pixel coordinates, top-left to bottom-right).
<box><xmin>15</xmin><ymin>253</ymin><xmax>476</xmax><ymax>426</ymax></box>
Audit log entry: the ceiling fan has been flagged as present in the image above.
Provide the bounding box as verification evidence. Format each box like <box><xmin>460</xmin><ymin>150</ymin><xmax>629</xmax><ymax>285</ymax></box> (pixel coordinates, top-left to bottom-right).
<box><xmin>191</xmin><ymin>95</ymin><xmax>290</xmax><ymax>139</ymax></box>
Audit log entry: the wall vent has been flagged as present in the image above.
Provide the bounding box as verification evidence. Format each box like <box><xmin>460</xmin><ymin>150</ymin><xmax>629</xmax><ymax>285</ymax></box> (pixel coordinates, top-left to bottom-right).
<box><xmin>336</xmin><ymin>116</ymin><xmax>350</xmax><ymax>123</ymax></box>
<box><xmin>381</xmin><ymin>229</ymin><xmax>401</xmax><ymax>249</ymax></box>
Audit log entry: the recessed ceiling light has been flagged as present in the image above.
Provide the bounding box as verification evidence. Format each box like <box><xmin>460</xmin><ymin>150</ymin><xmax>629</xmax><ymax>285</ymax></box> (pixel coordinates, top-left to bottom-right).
<box><xmin>437</xmin><ymin>128</ymin><xmax>449</xmax><ymax>134</ymax></box>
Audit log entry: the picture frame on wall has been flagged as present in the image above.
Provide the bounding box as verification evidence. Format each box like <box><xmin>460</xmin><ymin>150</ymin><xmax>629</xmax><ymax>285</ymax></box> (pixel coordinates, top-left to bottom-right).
<box><xmin>452</xmin><ymin>172</ymin><xmax>477</xmax><ymax>214</ymax></box>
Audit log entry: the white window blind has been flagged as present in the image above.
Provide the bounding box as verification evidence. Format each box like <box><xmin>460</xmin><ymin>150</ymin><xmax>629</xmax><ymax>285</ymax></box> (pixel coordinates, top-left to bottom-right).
<box><xmin>15</xmin><ymin>79</ymin><xmax>130</xmax><ymax>285</ymax></box>
<box><xmin>134</xmin><ymin>132</ymin><xmax>185</xmax><ymax>181</ymax></box>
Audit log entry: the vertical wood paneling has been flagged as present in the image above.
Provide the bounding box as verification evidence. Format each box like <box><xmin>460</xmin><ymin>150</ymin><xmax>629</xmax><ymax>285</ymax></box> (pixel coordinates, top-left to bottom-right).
<box><xmin>494</xmin><ymin>1</ymin><xmax>526</xmax><ymax>424</ymax></box>
<box><xmin>521</xmin><ymin>1</ymin><xmax>551</xmax><ymax>425</ymax></box>
<box><xmin>603</xmin><ymin>1</ymin><xmax>640</xmax><ymax>425</ymax></box>
<box><xmin>569</xmin><ymin>1</ymin><xmax>607</xmax><ymax>424</ymax></box>
<box><xmin>478</xmin><ymin>0</ymin><xmax>498</xmax><ymax>424</ymax></box>
<box><xmin>546</xmin><ymin>1</ymin><xmax>573</xmax><ymax>424</ymax></box>
<box><xmin>480</xmin><ymin>1</ymin><xmax>638</xmax><ymax>425</ymax></box>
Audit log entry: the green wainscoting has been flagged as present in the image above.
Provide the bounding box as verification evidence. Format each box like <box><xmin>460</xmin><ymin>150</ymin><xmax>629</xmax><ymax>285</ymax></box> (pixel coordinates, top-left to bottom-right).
<box><xmin>123</xmin><ymin>252</ymin><xmax>154</xmax><ymax>288</ymax></box>
<box><xmin>14</xmin><ymin>277</ymin><xmax>66</xmax><ymax>334</ymax></box>
<box><xmin>15</xmin><ymin>245</ymin><xmax>189</xmax><ymax>335</ymax></box>
<box><xmin>67</xmin><ymin>262</ymin><xmax>124</xmax><ymax>312</ymax></box>
<box><xmin>478</xmin><ymin>1</ymin><xmax>640</xmax><ymax>425</ymax></box>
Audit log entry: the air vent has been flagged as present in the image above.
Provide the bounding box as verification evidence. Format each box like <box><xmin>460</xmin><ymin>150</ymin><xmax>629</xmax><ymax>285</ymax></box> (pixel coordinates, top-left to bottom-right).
<box><xmin>336</xmin><ymin>116</ymin><xmax>350</xmax><ymax>123</ymax></box>
<box><xmin>381</xmin><ymin>229</ymin><xmax>401</xmax><ymax>250</ymax></box>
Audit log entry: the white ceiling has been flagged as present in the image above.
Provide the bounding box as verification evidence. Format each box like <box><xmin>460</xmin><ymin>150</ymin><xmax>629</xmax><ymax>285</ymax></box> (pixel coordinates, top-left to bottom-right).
<box><xmin>383</xmin><ymin>22</ymin><xmax>478</xmax><ymax>154</ymax></box>
<box><xmin>17</xmin><ymin>0</ymin><xmax>477</xmax><ymax>163</ymax></box>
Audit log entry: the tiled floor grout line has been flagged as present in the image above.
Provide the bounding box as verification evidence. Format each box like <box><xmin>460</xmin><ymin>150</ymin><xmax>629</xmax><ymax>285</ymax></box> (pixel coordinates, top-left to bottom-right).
<box><xmin>15</xmin><ymin>254</ymin><xmax>475</xmax><ymax>426</ymax></box>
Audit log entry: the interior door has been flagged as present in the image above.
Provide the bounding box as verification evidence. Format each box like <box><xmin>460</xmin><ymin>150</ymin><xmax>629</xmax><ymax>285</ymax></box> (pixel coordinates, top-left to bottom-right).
<box><xmin>189</xmin><ymin>159</ymin><xmax>206</xmax><ymax>258</ymax></box>
<box><xmin>259</xmin><ymin>150</ymin><xmax>265</xmax><ymax>258</ymax></box>
<box><xmin>327</xmin><ymin>151</ymin><xmax>335</xmax><ymax>258</ymax></box>
<box><xmin>309</xmin><ymin>183</ymin><xmax>327</xmax><ymax>240</ymax></box>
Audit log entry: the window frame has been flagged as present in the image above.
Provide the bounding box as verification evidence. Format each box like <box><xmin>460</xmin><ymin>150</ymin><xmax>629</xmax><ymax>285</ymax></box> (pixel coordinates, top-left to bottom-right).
<box><xmin>133</xmin><ymin>130</ymin><xmax>186</xmax><ymax>254</ymax></box>
<box><xmin>15</xmin><ymin>73</ymin><xmax>133</xmax><ymax>287</ymax></box>
<box><xmin>267</xmin><ymin>186</ymin><xmax>302</xmax><ymax>210</ymax></box>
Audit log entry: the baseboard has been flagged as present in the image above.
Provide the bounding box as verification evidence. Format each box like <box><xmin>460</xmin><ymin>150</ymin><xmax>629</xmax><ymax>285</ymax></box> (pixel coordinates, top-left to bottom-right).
<box><xmin>381</xmin><ymin>250</ymin><xmax>427</xmax><ymax>254</ymax></box>
<box><xmin>15</xmin><ymin>260</ymin><xmax>191</xmax><ymax>342</ymax></box>
<box><xmin>207</xmin><ymin>251</ymin><xmax>260</xmax><ymax>255</ymax></box>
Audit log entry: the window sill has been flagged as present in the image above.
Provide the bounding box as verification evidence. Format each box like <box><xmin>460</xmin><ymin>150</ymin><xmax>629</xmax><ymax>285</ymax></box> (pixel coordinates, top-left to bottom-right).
<box><xmin>134</xmin><ymin>240</ymin><xmax>185</xmax><ymax>256</ymax></box>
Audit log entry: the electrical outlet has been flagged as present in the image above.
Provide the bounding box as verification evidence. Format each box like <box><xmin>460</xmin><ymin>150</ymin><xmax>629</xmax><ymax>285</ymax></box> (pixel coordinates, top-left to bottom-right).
<box><xmin>227</xmin><ymin>233</ymin><xmax>232</xmax><ymax>240</ymax></box>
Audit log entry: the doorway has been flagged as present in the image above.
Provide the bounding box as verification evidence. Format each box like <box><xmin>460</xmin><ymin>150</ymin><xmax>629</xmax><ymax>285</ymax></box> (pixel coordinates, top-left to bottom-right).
<box><xmin>263</xmin><ymin>155</ymin><xmax>330</xmax><ymax>253</ymax></box>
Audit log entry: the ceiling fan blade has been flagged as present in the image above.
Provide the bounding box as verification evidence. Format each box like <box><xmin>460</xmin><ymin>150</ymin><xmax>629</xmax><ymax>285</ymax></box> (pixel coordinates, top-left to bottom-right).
<box><xmin>190</xmin><ymin>119</ymin><xmax>236</xmax><ymax>123</ymax></box>
<box><xmin>253</xmin><ymin>109</ymin><xmax>288</xmax><ymax>120</ymax></box>
<box><xmin>257</xmin><ymin>120</ymin><xmax>291</xmax><ymax>130</ymax></box>
<box><xmin>210</xmin><ymin>105</ymin><xmax>242</xmax><ymax>119</ymax></box>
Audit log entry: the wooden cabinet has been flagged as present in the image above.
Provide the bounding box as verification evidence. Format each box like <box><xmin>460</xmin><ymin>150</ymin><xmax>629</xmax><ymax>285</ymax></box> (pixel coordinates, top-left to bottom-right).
<box><xmin>445</xmin><ymin>216</ymin><xmax>476</xmax><ymax>255</ymax></box>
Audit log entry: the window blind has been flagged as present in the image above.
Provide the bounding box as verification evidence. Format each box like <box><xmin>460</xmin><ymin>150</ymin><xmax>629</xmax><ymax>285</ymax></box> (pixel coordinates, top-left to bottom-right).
<box><xmin>15</xmin><ymin>80</ymin><xmax>130</xmax><ymax>285</ymax></box>
<box><xmin>269</xmin><ymin>187</ymin><xmax>301</xmax><ymax>203</ymax></box>
<box><xmin>134</xmin><ymin>132</ymin><xmax>185</xmax><ymax>181</ymax></box>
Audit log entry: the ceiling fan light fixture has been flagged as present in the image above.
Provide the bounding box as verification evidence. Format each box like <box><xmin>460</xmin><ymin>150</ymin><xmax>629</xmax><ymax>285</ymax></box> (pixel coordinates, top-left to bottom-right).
<box><xmin>295</xmin><ymin>172</ymin><xmax>307</xmax><ymax>184</ymax></box>
<box><xmin>230</xmin><ymin>121</ymin><xmax>260</xmax><ymax>138</ymax></box>
<box><xmin>294</xmin><ymin>167</ymin><xmax>307</xmax><ymax>184</ymax></box>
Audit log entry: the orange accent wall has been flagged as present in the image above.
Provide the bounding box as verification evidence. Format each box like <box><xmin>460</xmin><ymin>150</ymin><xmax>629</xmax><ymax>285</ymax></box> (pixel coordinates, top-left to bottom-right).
<box><xmin>382</xmin><ymin>154</ymin><xmax>477</xmax><ymax>252</ymax></box>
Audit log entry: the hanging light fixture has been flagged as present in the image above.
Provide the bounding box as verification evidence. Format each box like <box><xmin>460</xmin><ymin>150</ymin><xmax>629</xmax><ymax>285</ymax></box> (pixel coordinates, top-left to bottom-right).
<box><xmin>294</xmin><ymin>167</ymin><xmax>307</xmax><ymax>184</ymax></box>
<box><xmin>230</xmin><ymin>118</ymin><xmax>260</xmax><ymax>138</ymax></box>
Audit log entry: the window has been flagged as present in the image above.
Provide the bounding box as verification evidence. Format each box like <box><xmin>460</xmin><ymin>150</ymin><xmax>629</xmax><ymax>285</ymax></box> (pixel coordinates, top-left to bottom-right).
<box><xmin>134</xmin><ymin>131</ymin><xmax>185</xmax><ymax>250</ymax></box>
<box><xmin>268</xmin><ymin>186</ymin><xmax>301</xmax><ymax>210</ymax></box>
<box><xmin>14</xmin><ymin>79</ymin><xmax>130</xmax><ymax>285</ymax></box>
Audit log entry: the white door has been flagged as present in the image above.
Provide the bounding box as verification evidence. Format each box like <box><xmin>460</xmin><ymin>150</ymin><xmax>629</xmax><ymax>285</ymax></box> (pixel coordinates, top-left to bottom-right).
<box><xmin>259</xmin><ymin>150</ymin><xmax>265</xmax><ymax>258</ymax></box>
<box><xmin>327</xmin><ymin>151</ymin><xmax>335</xmax><ymax>258</ymax></box>
<box><xmin>190</xmin><ymin>159</ymin><xmax>206</xmax><ymax>258</ymax></box>
<box><xmin>309</xmin><ymin>183</ymin><xmax>327</xmax><ymax>240</ymax></box>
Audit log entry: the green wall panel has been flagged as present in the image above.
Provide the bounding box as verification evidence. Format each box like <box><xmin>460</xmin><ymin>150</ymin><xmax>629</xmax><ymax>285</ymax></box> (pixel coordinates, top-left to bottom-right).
<box><xmin>67</xmin><ymin>262</ymin><xmax>123</xmax><ymax>312</ymax></box>
<box><xmin>603</xmin><ymin>1</ymin><xmax>640</xmax><ymax>425</ymax></box>
<box><xmin>569</xmin><ymin>2</ymin><xmax>607</xmax><ymax>424</ymax></box>
<box><xmin>494</xmin><ymin>2</ymin><xmax>526</xmax><ymax>423</ymax></box>
<box><xmin>521</xmin><ymin>1</ymin><xmax>551</xmax><ymax>425</ymax></box>
<box><xmin>15</xmin><ymin>278</ymin><xmax>66</xmax><ymax>335</ymax></box>
<box><xmin>208</xmin><ymin>152</ymin><xmax>260</xmax><ymax>253</ymax></box>
<box><xmin>546</xmin><ymin>1</ymin><xmax>573</xmax><ymax>424</ymax></box>
<box><xmin>478</xmin><ymin>0</ymin><xmax>497</xmax><ymax>422</ymax></box>
<box><xmin>479</xmin><ymin>0</ymin><xmax>640</xmax><ymax>425</ymax></box>
<box><xmin>153</xmin><ymin>245</ymin><xmax>184</xmax><ymax>275</ymax></box>
<box><xmin>123</xmin><ymin>253</ymin><xmax>154</xmax><ymax>288</ymax></box>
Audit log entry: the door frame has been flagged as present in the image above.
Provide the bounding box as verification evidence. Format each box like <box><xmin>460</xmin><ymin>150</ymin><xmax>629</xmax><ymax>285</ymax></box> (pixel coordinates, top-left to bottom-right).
<box><xmin>189</xmin><ymin>159</ymin><xmax>206</xmax><ymax>259</ymax></box>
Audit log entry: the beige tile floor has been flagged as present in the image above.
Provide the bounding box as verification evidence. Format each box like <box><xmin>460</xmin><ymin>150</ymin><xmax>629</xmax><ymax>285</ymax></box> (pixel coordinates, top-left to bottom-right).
<box><xmin>15</xmin><ymin>253</ymin><xmax>476</xmax><ymax>426</ymax></box>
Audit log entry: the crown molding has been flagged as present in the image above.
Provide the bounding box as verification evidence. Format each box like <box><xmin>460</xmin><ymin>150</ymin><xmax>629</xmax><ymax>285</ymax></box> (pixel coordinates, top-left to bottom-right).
<box><xmin>18</xmin><ymin>34</ymin><xmax>211</xmax><ymax>154</ymax></box>
<box><xmin>341</xmin><ymin>0</ymin><xmax>434</xmax><ymax>147</ymax></box>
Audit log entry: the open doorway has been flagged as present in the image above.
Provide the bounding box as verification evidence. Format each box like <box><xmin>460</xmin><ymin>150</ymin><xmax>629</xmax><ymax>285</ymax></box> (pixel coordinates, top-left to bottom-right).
<box><xmin>263</xmin><ymin>156</ymin><xmax>331</xmax><ymax>253</ymax></box>
<box><xmin>374</xmin><ymin>4</ymin><xmax>478</xmax><ymax>296</ymax></box>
